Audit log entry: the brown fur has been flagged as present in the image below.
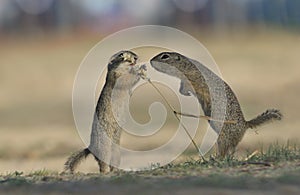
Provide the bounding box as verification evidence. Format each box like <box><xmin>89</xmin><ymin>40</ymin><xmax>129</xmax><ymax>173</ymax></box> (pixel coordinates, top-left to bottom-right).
<box><xmin>150</xmin><ymin>52</ymin><xmax>282</xmax><ymax>158</ymax></box>
<box><xmin>64</xmin><ymin>51</ymin><xmax>141</xmax><ymax>173</ymax></box>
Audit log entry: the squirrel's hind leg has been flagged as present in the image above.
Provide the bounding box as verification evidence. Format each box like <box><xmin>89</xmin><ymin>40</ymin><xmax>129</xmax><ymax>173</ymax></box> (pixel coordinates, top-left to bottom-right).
<box><xmin>94</xmin><ymin>155</ymin><xmax>111</xmax><ymax>174</ymax></box>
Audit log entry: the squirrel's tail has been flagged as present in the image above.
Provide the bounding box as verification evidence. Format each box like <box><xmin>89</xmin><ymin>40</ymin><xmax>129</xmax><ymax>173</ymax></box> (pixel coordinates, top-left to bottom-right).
<box><xmin>64</xmin><ymin>148</ymin><xmax>91</xmax><ymax>173</ymax></box>
<box><xmin>246</xmin><ymin>109</ymin><xmax>282</xmax><ymax>129</ymax></box>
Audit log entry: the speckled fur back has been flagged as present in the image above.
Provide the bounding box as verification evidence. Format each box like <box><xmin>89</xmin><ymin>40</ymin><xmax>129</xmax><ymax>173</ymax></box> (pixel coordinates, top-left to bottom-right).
<box><xmin>150</xmin><ymin>52</ymin><xmax>282</xmax><ymax>158</ymax></box>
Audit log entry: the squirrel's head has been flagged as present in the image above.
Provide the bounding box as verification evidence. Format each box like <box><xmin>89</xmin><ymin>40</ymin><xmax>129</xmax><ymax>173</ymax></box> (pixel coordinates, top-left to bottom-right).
<box><xmin>150</xmin><ymin>52</ymin><xmax>190</xmax><ymax>78</ymax></box>
<box><xmin>107</xmin><ymin>50</ymin><xmax>142</xmax><ymax>89</ymax></box>
<box><xmin>108</xmin><ymin>50</ymin><xmax>139</xmax><ymax>76</ymax></box>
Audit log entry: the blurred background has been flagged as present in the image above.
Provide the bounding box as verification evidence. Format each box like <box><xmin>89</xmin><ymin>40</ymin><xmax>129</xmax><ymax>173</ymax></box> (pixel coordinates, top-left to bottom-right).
<box><xmin>0</xmin><ymin>0</ymin><xmax>299</xmax><ymax>173</ymax></box>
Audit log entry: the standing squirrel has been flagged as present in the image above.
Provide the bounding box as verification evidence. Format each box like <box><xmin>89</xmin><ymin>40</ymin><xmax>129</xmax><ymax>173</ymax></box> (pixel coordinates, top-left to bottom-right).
<box><xmin>65</xmin><ymin>51</ymin><xmax>143</xmax><ymax>173</ymax></box>
<box><xmin>150</xmin><ymin>52</ymin><xmax>282</xmax><ymax>158</ymax></box>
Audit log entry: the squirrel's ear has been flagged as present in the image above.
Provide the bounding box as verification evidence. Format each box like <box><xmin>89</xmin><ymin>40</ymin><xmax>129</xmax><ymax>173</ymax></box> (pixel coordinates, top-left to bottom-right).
<box><xmin>174</xmin><ymin>55</ymin><xmax>181</xmax><ymax>61</ymax></box>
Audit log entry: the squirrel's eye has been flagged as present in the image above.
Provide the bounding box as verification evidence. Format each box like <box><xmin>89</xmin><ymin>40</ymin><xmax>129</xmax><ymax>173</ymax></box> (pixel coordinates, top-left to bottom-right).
<box><xmin>160</xmin><ymin>54</ymin><xmax>170</xmax><ymax>60</ymax></box>
<box><xmin>118</xmin><ymin>53</ymin><xmax>124</xmax><ymax>58</ymax></box>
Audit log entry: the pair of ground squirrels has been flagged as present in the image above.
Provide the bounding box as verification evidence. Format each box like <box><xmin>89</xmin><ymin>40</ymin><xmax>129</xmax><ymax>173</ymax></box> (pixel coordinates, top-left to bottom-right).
<box><xmin>65</xmin><ymin>50</ymin><xmax>282</xmax><ymax>173</ymax></box>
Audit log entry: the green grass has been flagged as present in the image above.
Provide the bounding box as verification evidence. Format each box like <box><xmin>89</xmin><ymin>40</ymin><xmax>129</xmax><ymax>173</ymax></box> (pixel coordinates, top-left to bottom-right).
<box><xmin>1</xmin><ymin>143</ymin><xmax>299</xmax><ymax>186</ymax></box>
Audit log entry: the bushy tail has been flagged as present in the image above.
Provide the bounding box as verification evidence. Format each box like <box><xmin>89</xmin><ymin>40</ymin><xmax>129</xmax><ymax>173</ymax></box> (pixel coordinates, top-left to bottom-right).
<box><xmin>64</xmin><ymin>148</ymin><xmax>90</xmax><ymax>173</ymax></box>
<box><xmin>246</xmin><ymin>109</ymin><xmax>282</xmax><ymax>129</ymax></box>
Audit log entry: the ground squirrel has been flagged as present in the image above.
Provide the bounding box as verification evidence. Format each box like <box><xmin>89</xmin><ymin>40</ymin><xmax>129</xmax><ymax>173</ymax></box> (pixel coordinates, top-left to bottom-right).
<box><xmin>65</xmin><ymin>50</ymin><xmax>143</xmax><ymax>173</ymax></box>
<box><xmin>150</xmin><ymin>52</ymin><xmax>282</xmax><ymax>158</ymax></box>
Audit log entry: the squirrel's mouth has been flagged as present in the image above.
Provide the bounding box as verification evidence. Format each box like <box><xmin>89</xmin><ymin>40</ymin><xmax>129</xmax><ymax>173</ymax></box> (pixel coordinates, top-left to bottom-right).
<box><xmin>123</xmin><ymin>54</ymin><xmax>138</xmax><ymax>66</ymax></box>
<box><xmin>128</xmin><ymin>58</ymin><xmax>138</xmax><ymax>66</ymax></box>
